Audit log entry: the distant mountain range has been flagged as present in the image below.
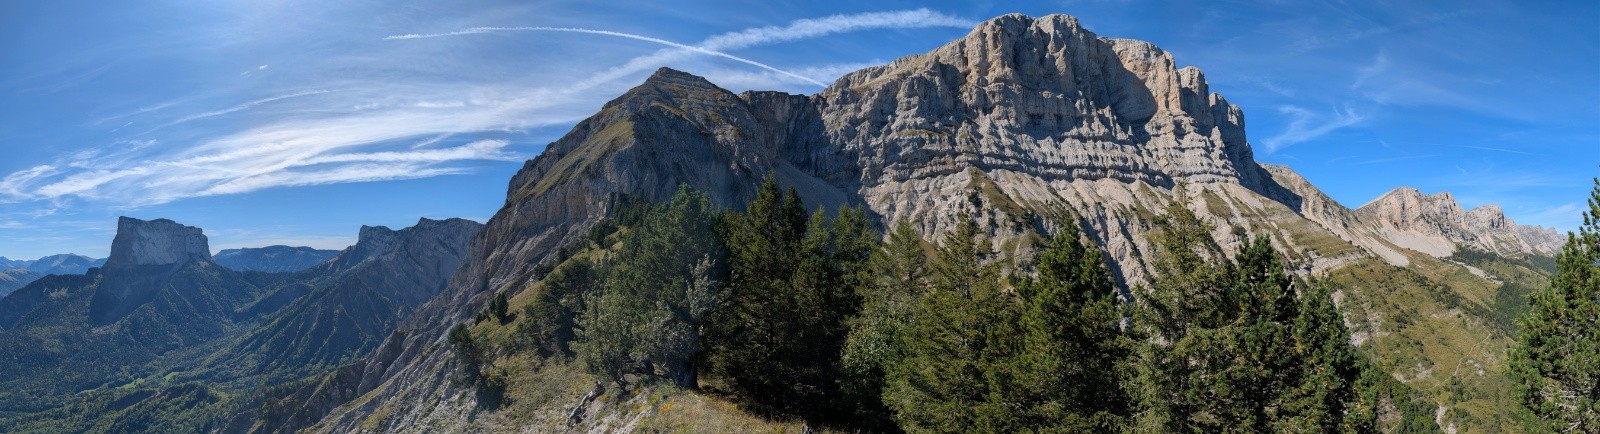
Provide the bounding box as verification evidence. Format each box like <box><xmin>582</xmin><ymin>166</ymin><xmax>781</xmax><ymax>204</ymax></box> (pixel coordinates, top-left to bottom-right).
<box><xmin>0</xmin><ymin>216</ymin><xmax>480</xmax><ymax>433</ymax></box>
<box><xmin>0</xmin><ymin>242</ymin><xmax>343</xmax><ymax>298</ymax></box>
<box><xmin>0</xmin><ymin>254</ymin><xmax>105</xmax><ymax>297</ymax></box>
<box><xmin>0</xmin><ymin>253</ymin><xmax>106</xmax><ymax>275</ymax></box>
<box><xmin>213</xmin><ymin>246</ymin><xmax>340</xmax><ymax>273</ymax></box>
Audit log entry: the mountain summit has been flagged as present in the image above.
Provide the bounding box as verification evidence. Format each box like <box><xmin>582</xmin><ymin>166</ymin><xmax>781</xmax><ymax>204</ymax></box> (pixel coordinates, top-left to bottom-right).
<box><xmin>1355</xmin><ymin>186</ymin><xmax>1563</xmax><ymax>257</ymax></box>
<box><xmin>104</xmin><ymin>216</ymin><xmax>212</xmax><ymax>268</ymax></box>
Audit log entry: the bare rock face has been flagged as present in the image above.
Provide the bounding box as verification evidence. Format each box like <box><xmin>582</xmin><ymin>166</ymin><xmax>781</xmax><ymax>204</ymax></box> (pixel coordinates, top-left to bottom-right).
<box><xmin>1518</xmin><ymin>225</ymin><xmax>1566</xmax><ymax>254</ymax></box>
<box><xmin>800</xmin><ymin>14</ymin><xmax>1275</xmax><ymax>247</ymax></box>
<box><xmin>816</xmin><ymin>14</ymin><xmax>1258</xmax><ymax>190</ymax></box>
<box><xmin>104</xmin><ymin>217</ymin><xmax>212</xmax><ymax>268</ymax></box>
<box><xmin>1355</xmin><ymin>187</ymin><xmax>1561</xmax><ymax>257</ymax></box>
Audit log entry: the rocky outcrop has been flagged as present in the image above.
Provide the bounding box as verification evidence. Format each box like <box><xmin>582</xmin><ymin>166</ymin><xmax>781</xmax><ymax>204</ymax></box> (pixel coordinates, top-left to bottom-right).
<box><xmin>1518</xmin><ymin>225</ymin><xmax>1566</xmax><ymax>254</ymax></box>
<box><xmin>1355</xmin><ymin>187</ymin><xmax>1561</xmax><ymax>258</ymax></box>
<box><xmin>214</xmin><ymin>246</ymin><xmax>340</xmax><ymax>273</ymax></box>
<box><xmin>813</xmin><ymin>14</ymin><xmax>1261</xmax><ymax>191</ymax></box>
<box><xmin>104</xmin><ymin>217</ymin><xmax>211</xmax><ymax>268</ymax></box>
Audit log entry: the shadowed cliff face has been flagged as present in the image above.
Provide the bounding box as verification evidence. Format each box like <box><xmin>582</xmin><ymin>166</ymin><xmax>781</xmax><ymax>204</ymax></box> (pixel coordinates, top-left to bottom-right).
<box><xmin>91</xmin><ymin>217</ymin><xmax>226</xmax><ymax>326</ymax></box>
<box><xmin>104</xmin><ymin>217</ymin><xmax>212</xmax><ymax>269</ymax></box>
<box><xmin>259</xmin><ymin>14</ymin><xmax>1559</xmax><ymax>433</ymax></box>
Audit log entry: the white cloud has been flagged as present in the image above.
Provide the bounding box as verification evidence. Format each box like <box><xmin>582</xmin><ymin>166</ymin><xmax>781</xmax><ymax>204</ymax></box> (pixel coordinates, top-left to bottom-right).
<box><xmin>1261</xmin><ymin>105</ymin><xmax>1365</xmax><ymax>153</ymax></box>
<box><xmin>698</xmin><ymin>62</ymin><xmax>885</xmax><ymax>90</ymax></box>
<box><xmin>162</xmin><ymin>89</ymin><xmax>336</xmax><ymax>127</ymax></box>
<box><xmin>386</xmin><ymin>9</ymin><xmax>973</xmax><ymax>90</ymax></box>
<box><xmin>1350</xmin><ymin>51</ymin><xmax>1388</xmax><ymax>90</ymax></box>
<box><xmin>2</xmin><ymin>9</ymin><xmax>976</xmax><ymax>209</ymax></box>
<box><xmin>0</xmin><ymin>165</ymin><xmax>58</xmax><ymax>201</ymax></box>
<box><xmin>696</xmin><ymin>9</ymin><xmax>973</xmax><ymax>51</ymax></box>
<box><xmin>386</xmin><ymin>26</ymin><xmax>829</xmax><ymax>87</ymax></box>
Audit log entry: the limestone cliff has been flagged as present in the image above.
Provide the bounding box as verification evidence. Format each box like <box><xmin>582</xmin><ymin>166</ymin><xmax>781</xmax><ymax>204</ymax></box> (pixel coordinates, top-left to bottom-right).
<box><xmin>1355</xmin><ymin>187</ymin><xmax>1562</xmax><ymax>258</ymax></box>
<box><xmin>104</xmin><ymin>217</ymin><xmax>212</xmax><ymax>268</ymax></box>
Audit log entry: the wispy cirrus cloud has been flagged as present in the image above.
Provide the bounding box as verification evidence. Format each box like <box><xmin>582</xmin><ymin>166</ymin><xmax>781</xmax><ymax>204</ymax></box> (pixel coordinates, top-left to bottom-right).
<box><xmin>161</xmin><ymin>89</ymin><xmax>336</xmax><ymax>128</ymax></box>
<box><xmin>1261</xmin><ymin>105</ymin><xmax>1365</xmax><ymax>153</ymax></box>
<box><xmin>385</xmin><ymin>26</ymin><xmax>830</xmax><ymax>86</ymax></box>
<box><xmin>387</xmin><ymin>8</ymin><xmax>974</xmax><ymax>91</ymax></box>
<box><xmin>0</xmin><ymin>9</ymin><xmax>974</xmax><ymax>210</ymax></box>
<box><xmin>696</xmin><ymin>8</ymin><xmax>974</xmax><ymax>51</ymax></box>
<box><xmin>0</xmin><ymin>165</ymin><xmax>59</xmax><ymax>201</ymax></box>
<box><xmin>698</xmin><ymin>62</ymin><xmax>886</xmax><ymax>89</ymax></box>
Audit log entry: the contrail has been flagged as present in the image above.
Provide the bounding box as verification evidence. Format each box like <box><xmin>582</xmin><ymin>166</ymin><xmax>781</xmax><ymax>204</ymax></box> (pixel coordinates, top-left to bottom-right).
<box><xmin>385</xmin><ymin>26</ymin><xmax>827</xmax><ymax>87</ymax></box>
<box><xmin>697</xmin><ymin>8</ymin><xmax>974</xmax><ymax>51</ymax></box>
<box><xmin>165</xmin><ymin>89</ymin><xmax>337</xmax><ymax>127</ymax></box>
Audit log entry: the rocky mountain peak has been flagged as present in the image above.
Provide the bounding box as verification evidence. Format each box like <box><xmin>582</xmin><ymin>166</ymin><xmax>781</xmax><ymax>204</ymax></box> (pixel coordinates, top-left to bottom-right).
<box><xmin>1356</xmin><ymin>187</ymin><xmax>1560</xmax><ymax>257</ymax></box>
<box><xmin>643</xmin><ymin>67</ymin><xmax>715</xmax><ymax>88</ymax></box>
<box><xmin>357</xmin><ymin>224</ymin><xmax>399</xmax><ymax>245</ymax></box>
<box><xmin>325</xmin><ymin>218</ymin><xmax>482</xmax><ymax>274</ymax></box>
<box><xmin>104</xmin><ymin>217</ymin><xmax>211</xmax><ymax>268</ymax></box>
<box><xmin>1465</xmin><ymin>204</ymin><xmax>1508</xmax><ymax>229</ymax></box>
<box><xmin>345</xmin><ymin>225</ymin><xmax>401</xmax><ymax>265</ymax></box>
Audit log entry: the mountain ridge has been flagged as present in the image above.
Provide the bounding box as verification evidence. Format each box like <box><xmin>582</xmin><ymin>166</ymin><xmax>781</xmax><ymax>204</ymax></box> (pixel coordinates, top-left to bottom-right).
<box><xmin>237</xmin><ymin>13</ymin><xmax>1557</xmax><ymax>433</ymax></box>
<box><xmin>213</xmin><ymin>246</ymin><xmax>340</xmax><ymax>273</ymax></box>
<box><xmin>1355</xmin><ymin>186</ymin><xmax>1563</xmax><ymax>258</ymax></box>
<box><xmin>0</xmin><ymin>216</ymin><xmax>481</xmax><ymax>433</ymax></box>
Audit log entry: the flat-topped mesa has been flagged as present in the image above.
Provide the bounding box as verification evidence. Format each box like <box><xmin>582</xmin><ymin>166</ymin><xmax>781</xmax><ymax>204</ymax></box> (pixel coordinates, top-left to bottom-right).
<box><xmin>104</xmin><ymin>217</ymin><xmax>211</xmax><ymax>268</ymax></box>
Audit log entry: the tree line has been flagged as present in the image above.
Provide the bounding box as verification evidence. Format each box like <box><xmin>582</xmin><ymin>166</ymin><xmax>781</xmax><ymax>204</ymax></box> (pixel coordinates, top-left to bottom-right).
<box><xmin>461</xmin><ymin>177</ymin><xmax>1447</xmax><ymax>433</ymax></box>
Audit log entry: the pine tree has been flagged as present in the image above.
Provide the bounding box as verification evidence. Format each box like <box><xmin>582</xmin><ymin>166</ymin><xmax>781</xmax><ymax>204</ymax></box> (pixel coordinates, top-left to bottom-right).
<box><xmin>1282</xmin><ymin>282</ymin><xmax>1366</xmax><ymax>433</ymax></box>
<box><xmin>884</xmin><ymin>217</ymin><xmax>1010</xmax><ymax>433</ymax></box>
<box><xmin>841</xmin><ymin>221</ymin><xmax>930</xmax><ymax>429</ymax></box>
<box><xmin>1130</xmin><ymin>201</ymin><xmax>1228</xmax><ymax>433</ymax></box>
<box><xmin>701</xmin><ymin>177</ymin><xmax>806</xmax><ymax>410</ymax></box>
<box><xmin>1130</xmin><ymin>200</ymin><xmax>1367</xmax><ymax>433</ymax></box>
<box><xmin>520</xmin><ymin>256</ymin><xmax>593</xmax><ymax>357</ymax></box>
<box><xmin>489</xmin><ymin>291</ymin><xmax>510</xmax><ymax>323</ymax></box>
<box><xmin>577</xmin><ymin>186</ymin><xmax>724</xmax><ymax>388</ymax></box>
<box><xmin>1008</xmin><ymin>221</ymin><xmax>1130</xmax><ymax>432</ymax></box>
<box><xmin>1510</xmin><ymin>178</ymin><xmax>1600</xmax><ymax>432</ymax></box>
<box><xmin>702</xmin><ymin>176</ymin><xmax>875</xmax><ymax>421</ymax></box>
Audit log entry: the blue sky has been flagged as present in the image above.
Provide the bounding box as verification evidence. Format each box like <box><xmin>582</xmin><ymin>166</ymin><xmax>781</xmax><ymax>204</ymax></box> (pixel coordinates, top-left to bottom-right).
<box><xmin>0</xmin><ymin>0</ymin><xmax>1595</xmax><ymax>259</ymax></box>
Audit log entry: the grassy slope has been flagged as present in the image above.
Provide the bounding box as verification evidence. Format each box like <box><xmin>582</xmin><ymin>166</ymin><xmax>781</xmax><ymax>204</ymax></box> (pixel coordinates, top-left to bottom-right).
<box><xmin>1328</xmin><ymin>252</ymin><xmax>1547</xmax><ymax>433</ymax></box>
<box><xmin>1199</xmin><ymin>184</ymin><xmax>1548</xmax><ymax>433</ymax></box>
